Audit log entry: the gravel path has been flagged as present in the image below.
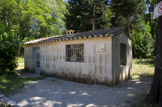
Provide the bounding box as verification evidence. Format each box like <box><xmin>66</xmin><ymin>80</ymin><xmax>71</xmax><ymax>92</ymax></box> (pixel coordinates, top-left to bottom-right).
<box><xmin>9</xmin><ymin>73</ymin><xmax>152</xmax><ymax>107</ymax></box>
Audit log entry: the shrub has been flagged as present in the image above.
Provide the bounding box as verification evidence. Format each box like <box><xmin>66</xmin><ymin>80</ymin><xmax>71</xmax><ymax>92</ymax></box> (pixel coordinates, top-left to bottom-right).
<box><xmin>0</xmin><ymin>32</ymin><xmax>18</xmax><ymax>74</ymax></box>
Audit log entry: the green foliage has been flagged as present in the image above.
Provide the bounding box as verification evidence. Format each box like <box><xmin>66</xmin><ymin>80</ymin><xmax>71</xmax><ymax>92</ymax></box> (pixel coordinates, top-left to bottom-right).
<box><xmin>17</xmin><ymin>57</ymin><xmax>24</xmax><ymax>64</ymax></box>
<box><xmin>0</xmin><ymin>0</ymin><xmax>158</xmax><ymax>66</ymax></box>
<box><xmin>0</xmin><ymin>0</ymin><xmax>67</xmax><ymax>73</ymax></box>
<box><xmin>132</xmin><ymin>59</ymin><xmax>154</xmax><ymax>78</ymax></box>
<box><xmin>64</xmin><ymin>0</ymin><xmax>111</xmax><ymax>32</ymax></box>
<box><xmin>144</xmin><ymin>0</ymin><xmax>158</xmax><ymax>58</ymax></box>
<box><xmin>44</xmin><ymin>0</ymin><xmax>67</xmax><ymax>35</ymax></box>
<box><xmin>132</xmin><ymin>23</ymin><xmax>155</xmax><ymax>58</ymax></box>
<box><xmin>0</xmin><ymin>0</ymin><xmax>67</xmax><ymax>57</ymax></box>
<box><xmin>104</xmin><ymin>8</ymin><xmax>112</xmax><ymax>28</ymax></box>
<box><xmin>111</xmin><ymin>0</ymin><xmax>156</xmax><ymax>58</ymax></box>
<box><xmin>111</xmin><ymin>0</ymin><xmax>146</xmax><ymax>34</ymax></box>
<box><xmin>15</xmin><ymin>0</ymin><xmax>53</xmax><ymax>38</ymax></box>
<box><xmin>16</xmin><ymin>57</ymin><xmax>24</xmax><ymax>70</ymax></box>
<box><xmin>0</xmin><ymin>33</ymin><xmax>18</xmax><ymax>73</ymax></box>
<box><xmin>145</xmin><ymin>0</ymin><xmax>158</xmax><ymax>40</ymax></box>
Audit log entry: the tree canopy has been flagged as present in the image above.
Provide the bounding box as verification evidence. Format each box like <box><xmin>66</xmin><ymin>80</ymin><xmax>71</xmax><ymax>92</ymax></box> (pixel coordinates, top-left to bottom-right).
<box><xmin>0</xmin><ymin>0</ymin><xmax>67</xmax><ymax>72</ymax></box>
<box><xmin>0</xmin><ymin>0</ymin><xmax>158</xmax><ymax>71</ymax></box>
<box><xmin>64</xmin><ymin>0</ymin><xmax>111</xmax><ymax>32</ymax></box>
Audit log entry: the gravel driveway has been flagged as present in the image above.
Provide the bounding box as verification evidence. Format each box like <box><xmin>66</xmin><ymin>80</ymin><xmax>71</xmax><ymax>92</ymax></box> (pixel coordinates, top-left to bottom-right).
<box><xmin>9</xmin><ymin>73</ymin><xmax>152</xmax><ymax>107</ymax></box>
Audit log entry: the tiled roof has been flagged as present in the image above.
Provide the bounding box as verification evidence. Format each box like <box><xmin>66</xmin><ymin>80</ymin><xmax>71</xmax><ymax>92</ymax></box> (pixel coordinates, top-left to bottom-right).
<box><xmin>24</xmin><ymin>27</ymin><xmax>124</xmax><ymax>45</ymax></box>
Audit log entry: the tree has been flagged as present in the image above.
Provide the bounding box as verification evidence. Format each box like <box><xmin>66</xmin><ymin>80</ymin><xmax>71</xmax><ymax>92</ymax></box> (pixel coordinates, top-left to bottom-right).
<box><xmin>111</xmin><ymin>0</ymin><xmax>146</xmax><ymax>37</ymax></box>
<box><xmin>64</xmin><ymin>0</ymin><xmax>111</xmax><ymax>32</ymax></box>
<box><xmin>84</xmin><ymin>0</ymin><xmax>110</xmax><ymax>30</ymax></box>
<box><xmin>0</xmin><ymin>0</ymin><xmax>67</xmax><ymax>72</ymax></box>
<box><xmin>145</xmin><ymin>0</ymin><xmax>158</xmax><ymax>40</ymax></box>
<box><xmin>44</xmin><ymin>0</ymin><xmax>66</xmax><ymax>35</ymax></box>
<box><xmin>22</xmin><ymin>0</ymin><xmax>52</xmax><ymax>38</ymax></box>
<box><xmin>144</xmin><ymin>0</ymin><xmax>158</xmax><ymax>57</ymax></box>
<box><xmin>110</xmin><ymin>0</ymin><xmax>156</xmax><ymax>58</ymax></box>
<box><xmin>0</xmin><ymin>0</ymin><xmax>58</xmax><ymax>56</ymax></box>
<box><xmin>0</xmin><ymin>32</ymin><xmax>18</xmax><ymax>73</ymax></box>
<box><xmin>132</xmin><ymin>23</ymin><xmax>154</xmax><ymax>58</ymax></box>
<box><xmin>145</xmin><ymin>0</ymin><xmax>162</xmax><ymax>105</ymax></box>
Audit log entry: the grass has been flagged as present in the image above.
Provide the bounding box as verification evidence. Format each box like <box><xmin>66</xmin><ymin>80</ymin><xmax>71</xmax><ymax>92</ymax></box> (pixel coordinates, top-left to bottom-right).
<box><xmin>0</xmin><ymin>57</ymin><xmax>43</xmax><ymax>106</ymax></box>
<box><xmin>16</xmin><ymin>57</ymin><xmax>24</xmax><ymax>70</ymax></box>
<box><xmin>17</xmin><ymin>57</ymin><xmax>24</xmax><ymax>63</ymax></box>
<box><xmin>0</xmin><ymin>73</ymin><xmax>44</xmax><ymax>96</ymax></box>
<box><xmin>126</xmin><ymin>59</ymin><xmax>155</xmax><ymax>107</ymax></box>
<box><xmin>125</xmin><ymin>91</ymin><xmax>155</xmax><ymax>107</ymax></box>
<box><xmin>132</xmin><ymin>59</ymin><xmax>155</xmax><ymax>78</ymax></box>
<box><xmin>16</xmin><ymin>64</ymin><xmax>24</xmax><ymax>70</ymax></box>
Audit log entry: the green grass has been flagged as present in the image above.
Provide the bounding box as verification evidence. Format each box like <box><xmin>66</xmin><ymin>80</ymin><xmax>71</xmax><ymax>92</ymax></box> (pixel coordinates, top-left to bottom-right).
<box><xmin>132</xmin><ymin>59</ymin><xmax>155</xmax><ymax>78</ymax></box>
<box><xmin>17</xmin><ymin>57</ymin><xmax>24</xmax><ymax>63</ymax></box>
<box><xmin>0</xmin><ymin>73</ymin><xmax>44</xmax><ymax>96</ymax></box>
<box><xmin>16</xmin><ymin>57</ymin><xmax>24</xmax><ymax>70</ymax></box>
<box><xmin>126</xmin><ymin>59</ymin><xmax>155</xmax><ymax>106</ymax></box>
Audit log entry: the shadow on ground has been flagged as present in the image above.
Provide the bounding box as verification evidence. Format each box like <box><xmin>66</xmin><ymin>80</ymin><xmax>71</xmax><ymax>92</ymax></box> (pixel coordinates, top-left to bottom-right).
<box><xmin>134</xmin><ymin>59</ymin><xmax>155</xmax><ymax>67</ymax></box>
<box><xmin>8</xmin><ymin>72</ymin><xmax>153</xmax><ymax>107</ymax></box>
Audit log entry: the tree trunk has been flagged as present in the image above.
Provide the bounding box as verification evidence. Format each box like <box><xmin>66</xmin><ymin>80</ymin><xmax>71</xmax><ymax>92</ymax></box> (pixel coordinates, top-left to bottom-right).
<box><xmin>18</xmin><ymin>43</ymin><xmax>21</xmax><ymax>57</ymax></box>
<box><xmin>145</xmin><ymin>10</ymin><xmax>162</xmax><ymax>105</ymax></box>
<box><xmin>5</xmin><ymin>16</ymin><xmax>8</xmax><ymax>26</ymax></box>
<box><xmin>127</xmin><ymin>13</ymin><xmax>131</xmax><ymax>37</ymax></box>
<box><xmin>92</xmin><ymin>4</ymin><xmax>96</xmax><ymax>31</ymax></box>
<box><xmin>17</xmin><ymin>33</ymin><xmax>23</xmax><ymax>57</ymax></box>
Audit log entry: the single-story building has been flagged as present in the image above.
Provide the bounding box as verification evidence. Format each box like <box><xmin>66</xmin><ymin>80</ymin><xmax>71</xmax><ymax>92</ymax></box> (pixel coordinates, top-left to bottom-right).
<box><xmin>24</xmin><ymin>27</ymin><xmax>132</xmax><ymax>86</ymax></box>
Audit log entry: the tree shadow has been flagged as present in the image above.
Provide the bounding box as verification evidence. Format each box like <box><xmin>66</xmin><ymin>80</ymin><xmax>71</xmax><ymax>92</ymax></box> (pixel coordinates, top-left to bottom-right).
<box><xmin>125</xmin><ymin>75</ymin><xmax>153</xmax><ymax>107</ymax></box>
<box><xmin>135</xmin><ymin>59</ymin><xmax>155</xmax><ymax>67</ymax></box>
<box><xmin>0</xmin><ymin>70</ymin><xmax>45</xmax><ymax>97</ymax></box>
<box><xmin>8</xmin><ymin>73</ymin><xmax>153</xmax><ymax>107</ymax></box>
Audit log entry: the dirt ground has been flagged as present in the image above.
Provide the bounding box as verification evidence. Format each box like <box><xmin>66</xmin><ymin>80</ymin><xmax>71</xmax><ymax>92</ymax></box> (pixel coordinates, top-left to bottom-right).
<box><xmin>9</xmin><ymin>73</ymin><xmax>152</xmax><ymax>107</ymax></box>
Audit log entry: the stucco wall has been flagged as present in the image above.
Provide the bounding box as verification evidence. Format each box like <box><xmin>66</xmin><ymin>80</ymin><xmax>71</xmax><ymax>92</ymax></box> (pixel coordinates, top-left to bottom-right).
<box><xmin>25</xmin><ymin>37</ymin><xmax>113</xmax><ymax>85</ymax></box>
<box><xmin>24</xmin><ymin>47</ymin><xmax>34</xmax><ymax>72</ymax></box>
<box><xmin>112</xmin><ymin>32</ymin><xmax>132</xmax><ymax>84</ymax></box>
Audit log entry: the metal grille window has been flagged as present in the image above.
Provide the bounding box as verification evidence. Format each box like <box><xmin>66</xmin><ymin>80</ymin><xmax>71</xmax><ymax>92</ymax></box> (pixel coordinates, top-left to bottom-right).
<box><xmin>120</xmin><ymin>43</ymin><xmax>127</xmax><ymax>65</ymax></box>
<box><xmin>66</xmin><ymin>44</ymin><xmax>84</xmax><ymax>62</ymax></box>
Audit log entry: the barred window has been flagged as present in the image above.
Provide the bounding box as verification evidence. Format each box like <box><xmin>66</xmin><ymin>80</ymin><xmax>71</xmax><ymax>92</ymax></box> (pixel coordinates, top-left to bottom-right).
<box><xmin>66</xmin><ymin>44</ymin><xmax>84</xmax><ymax>62</ymax></box>
<box><xmin>120</xmin><ymin>43</ymin><xmax>127</xmax><ymax>65</ymax></box>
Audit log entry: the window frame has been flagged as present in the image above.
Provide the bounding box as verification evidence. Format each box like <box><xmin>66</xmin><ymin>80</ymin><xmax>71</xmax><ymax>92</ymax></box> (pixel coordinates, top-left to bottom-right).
<box><xmin>66</xmin><ymin>44</ymin><xmax>84</xmax><ymax>62</ymax></box>
<box><xmin>120</xmin><ymin>43</ymin><xmax>127</xmax><ymax>65</ymax></box>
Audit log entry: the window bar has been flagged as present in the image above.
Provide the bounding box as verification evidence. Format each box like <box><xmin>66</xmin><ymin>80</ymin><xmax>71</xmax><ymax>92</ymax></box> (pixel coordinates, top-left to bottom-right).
<box><xmin>66</xmin><ymin>44</ymin><xmax>84</xmax><ymax>62</ymax></box>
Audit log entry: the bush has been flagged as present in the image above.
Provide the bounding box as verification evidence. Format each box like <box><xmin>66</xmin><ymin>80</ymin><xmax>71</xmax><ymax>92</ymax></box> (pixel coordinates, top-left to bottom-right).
<box><xmin>0</xmin><ymin>32</ymin><xmax>18</xmax><ymax>74</ymax></box>
<box><xmin>132</xmin><ymin>24</ymin><xmax>155</xmax><ymax>58</ymax></box>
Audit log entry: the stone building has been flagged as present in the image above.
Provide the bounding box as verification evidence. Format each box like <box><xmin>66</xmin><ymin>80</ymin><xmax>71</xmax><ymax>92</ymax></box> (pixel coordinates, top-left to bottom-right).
<box><xmin>24</xmin><ymin>27</ymin><xmax>132</xmax><ymax>86</ymax></box>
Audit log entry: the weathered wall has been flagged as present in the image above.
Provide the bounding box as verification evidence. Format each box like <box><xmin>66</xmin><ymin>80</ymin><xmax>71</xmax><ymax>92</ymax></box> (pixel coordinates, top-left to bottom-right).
<box><xmin>24</xmin><ymin>47</ymin><xmax>34</xmax><ymax>72</ymax></box>
<box><xmin>25</xmin><ymin>37</ymin><xmax>113</xmax><ymax>85</ymax></box>
<box><xmin>112</xmin><ymin>32</ymin><xmax>132</xmax><ymax>84</ymax></box>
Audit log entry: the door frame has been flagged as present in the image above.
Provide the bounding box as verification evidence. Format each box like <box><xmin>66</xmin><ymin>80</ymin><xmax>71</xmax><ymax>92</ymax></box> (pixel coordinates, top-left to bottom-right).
<box><xmin>33</xmin><ymin>47</ymin><xmax>40</xmax><ymax>74</ymax></box>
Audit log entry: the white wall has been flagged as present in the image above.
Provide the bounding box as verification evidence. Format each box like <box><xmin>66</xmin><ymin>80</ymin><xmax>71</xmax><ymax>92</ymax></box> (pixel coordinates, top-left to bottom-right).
<box><xmin>25</xmin><ymin>37</ymin><xmax>113</xmax><ymax>85</ymax></box>
<box><xmin>112</xmin><ymin>32</ymin><xmax>132</xmax><ymax>84</ymax></box>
